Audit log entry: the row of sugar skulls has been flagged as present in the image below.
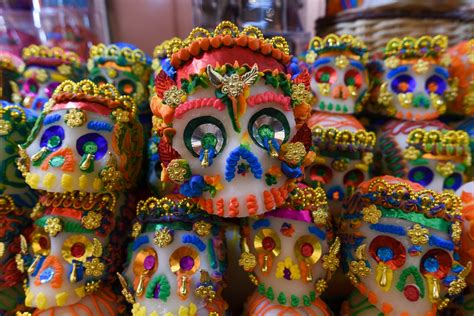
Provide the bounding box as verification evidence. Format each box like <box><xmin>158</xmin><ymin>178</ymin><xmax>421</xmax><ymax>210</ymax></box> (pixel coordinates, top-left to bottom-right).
<box><xmin>13</xmin><ymin>79</ymin><xmax>144</xmax><ymax>315</ymax></box>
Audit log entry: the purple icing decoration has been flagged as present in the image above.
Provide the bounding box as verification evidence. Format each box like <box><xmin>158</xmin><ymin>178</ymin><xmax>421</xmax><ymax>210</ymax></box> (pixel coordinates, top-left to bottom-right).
<box><xmin>266</xmin><ymin>207</ymin><xmax>313</xmax><ymax>223</ymax></box>
<box><xmin>283</xmin><ymin>268</ymin><xmax>291</xmax><ymax>280</ymax></box>
<box><xmin>45</xmin><ymin>81</ymin><xmax>60</xmax><ymax>98</ymax></box>
<box><xmin>391</xmin><ymin>74</ymin><xmax>416</xmax><ymax>93</ymax></box>
<box><xmin>180</xmin><ymin>256</ymin><xmax>194</xmax><ymax>271</ymax></box>
<box><xmin>40</xmin><ymin>125</ymin><xmax>65</xmax><ymax>151</ymax></box>
<box><xmin>154</xmin><ymin>283</ymin><xmax>161</xmax><ymax>298</ymax></box>
<box><xmin>143</xmin><ymin>255</ymin><xmax>155</xmax><ymax>270</ymax></box>
<box><xmin>76</xmin><ymin>133</ymin><xmax>108</xmax><ymax>160</ymax></box>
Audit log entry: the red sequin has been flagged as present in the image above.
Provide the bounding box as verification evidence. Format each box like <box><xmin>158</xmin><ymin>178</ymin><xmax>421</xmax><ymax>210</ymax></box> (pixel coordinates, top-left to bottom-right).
<box><xmin>262</xmin><ymin>237</ymin><xmax>276</xmax><ymax>251</ymax></box>
<box><xmin>420</xmin><ymin>248</ymin><xmax>452</xmax><ymax>279</ymax></box>
<box><xmin>315</xmin><ymin>66</ymin><xmax>337</xmax><ymax>84</ymax></box>
<box><xmin>301</xmin><ymin>243</ymin><xmax>314</xmax><ymax>257</ymax></box>
<box><xmin>39</xmin><ymin>236</ymin><xmax>49</xmax><ymax>249</ymax></box>
<box><xmin>71</xmin><ymin>242</ymin><xmax>86</xmax><ymax>258</ymax></box>
<box><xmin>344</xmin><ymin>69</ymin><xmax>363</xmax><ymax>88</ymax></box>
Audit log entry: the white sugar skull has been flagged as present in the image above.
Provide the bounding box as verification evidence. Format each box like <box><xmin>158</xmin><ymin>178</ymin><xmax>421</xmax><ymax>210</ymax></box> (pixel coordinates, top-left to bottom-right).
<box><xmin>20</xmin><ymin>45</ymin><xmax>83</xmax><ymax>112</ymax></box>
<box><xmin>17</xmin><ymin>80</ymin><xmax>143</xmax><ymax>193</ymax></box>
<box><xmin>306</xmin><ymin>112</ymin><xmax>375</xmax><ymax>213</ymax></box>
<box><xmin>378</xmin><ymin>120</ymin><xmax>471</xmax><ymax>193</ymax></box>
<box><xmin>121</xmin><ymin>197</ymin><xmax>228</xmax><ymax>315</ymax></box>
<box><xmin>240</xmin><ymin>186</ymin><xmax>338</xmax><ymax>314</ymax></box>
<box><xmin>302</xmin><ymin>34</ymin><xmax>369</xmax><ymax>114</ymax></box>
<box><xmin>369</xmin><ymin>35</ymin><xmax>457</xmax><ymax>120</ymax></box>
<box><xmin>151</xmin><ymin>23</ymin><xmax>311</xmax><ymax>218</ymax></box>
<box><xmin>341</xmin><ymin>176</ymin><xmax>469</xmax><ymax>315</ymax></box>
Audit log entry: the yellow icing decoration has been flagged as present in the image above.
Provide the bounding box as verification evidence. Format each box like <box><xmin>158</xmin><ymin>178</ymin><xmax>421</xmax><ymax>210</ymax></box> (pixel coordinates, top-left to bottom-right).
<box><xmin>25</xmin><ymin>173</ymin><xmax>40</xmax><ymax>189</ymax></box>
<box><xmin>131</xmin><ymin>302</ymin><xmax>147</xmax><ymax>316</ymax></box>
<box><xmin>150</xmin><ymin>312</ymin><xmax>158</xmax><ymax>316</ymax></box>
<box><xmin>79</xmin><ymin>175</ymin><xmax>88</xmax><ymax>190</ymax></box>
<box><xmin>164</xmin><ymin>313</ymin><xmax>174</xmax><ymax>316</ymax></box>
<box><xmin>75</xmin><ymin>286</ymin><xmax>86</xmax><ymax>298</ymax></box>
<box><xmin>93</xmin><ymin>178</ymin><xmax>102</xmax><ymax>190</ymax></box>
<box><xmin>43</xmin><ymin>173</ymin><xmax>56</xmax><ymax>189</ymax></box>
<box><xmin>55</xmin><ymin>292</ymin><xmax>68</xmax><ymax>306</ymax></box>
<box><xmin>61</xmin><ymin>174</ymin><xmax>73</xmax><ymax>192</ymax></box>
<box><xmin>25</xmin><ymin>292</ymin><xmax>33</xmax><ymax>307</ymax></box>
<box><xmin>36</xmin><ymin>292</ymin><xmax>47</xmax><ymax>310</ymax></box>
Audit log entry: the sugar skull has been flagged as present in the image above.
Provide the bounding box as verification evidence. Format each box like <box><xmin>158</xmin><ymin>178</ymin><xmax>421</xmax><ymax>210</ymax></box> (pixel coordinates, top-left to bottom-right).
<box><xmin>378</xmin><ymin>120</ymin><xmax>471</xmax><ymax>193</ymax></box>
<box><xmin>0</xmin><ymin>51</ymin><xmax>24</xmax><ymax>103</ymax></box>
<box><xmin>305</xmin><ymin>112</ymin><xmax>376</xmax><ymax>213</ymax></box>
<box><xmin>448</xmin><ymin>39</ymin><xmax>474</xmax><ymax>116</ymax></box>
<box><xmin>16</xmin><ymin>79</ymin><xmax>143</xmax><ymax>194</ymax></box>
<box><xmin>151</xmin><ymin>22</ymin><xmax>312</xmax><ymax>218</ymax></box>
<box><xmin>369</xmin><ymin>35</ymin><xmax>458</xmax><ymax>120</ymax></box>
<box><xmin>341</xmin><ymin>176</ymin><xmax>469</xmax><ymax>315</ymax></box>
<box><xmin>120</xmin><ymin>196</ymin><xmax>228</xmax><ymax>315</ymax></box>
<box><xmin>87</xmin><ymin>43</ymin><xmax>152</xmax><ymax>120</ymax></box>
<box><xmin>0</xmin><ymin>102</ymin><xmax>37</xmax><ymax>313</ymax></box>
<box><xmin>20</xmin><ymin>45</ymin><xmax>83</xmax><ymax>112</ymax></box>
<box><xmin>301</xmin><ymin>34</ymin><xmax>369</xmax><ymax>114</ymax></box>
<box><xmin>239</xmin><ymin>186</ymin><xmax>339</xmax><ymax>314</ymax></box>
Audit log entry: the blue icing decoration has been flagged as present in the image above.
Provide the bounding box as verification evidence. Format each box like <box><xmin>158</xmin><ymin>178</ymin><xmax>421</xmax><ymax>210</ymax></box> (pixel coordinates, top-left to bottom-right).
<box><xmin>369</xmin><ymin>223</ymin><xmax>406</xmax><ymax>236</ymax></box>
<box><xmin>423</xmin><ymin>257</ymin><xmax>439</xmax><ymax>273</ymax></box>
<box><xmin>44</xmin><ymin>114</ymin><xmax>61</xmax><ymax>125</ymax></box>
<box><xmin>87</xmin><ymin>120</ymin><xmax>113</xmax><ymax>132</ymax></box>
<box><xmin>252</xmin><ymin>219</ymin><xmax>270</xmax><ymax>230</ymax></box>
<box><xmin>376</xmin><ymin>247</ymin><xmax>394</xmax><ymax>262</ymax></box>
<box><xmin>180</xmin><ymin>175</ymin><xmax>206</xmax><ymax>197</ymax></box>
<box><xmin>182</xmin><ymin>234</ymin><xmax>206</xmax><ymax>252</ymax></box>
<box><xmin>428</xmin><ymin>235</ymin><xmax>454</xmax><ymax>251</ymax></box>
<box><xmin>40</xmin><ymin>267</ymin><xmax>55</xmax><ymax>284</ymax></box>
<box><xmin>281</xmin><ymin>162</ymin><xmax>302</xmax><ymax>179</ymax></box>
<box><xmin>132</xmin><ymin>235</ymin><xmax>149</xmax><ymax>251</ymax></box>
<box><xmin>308</xmin><ymin>226</ymin><xmax>326</xmax><ymax>240</ymax></box>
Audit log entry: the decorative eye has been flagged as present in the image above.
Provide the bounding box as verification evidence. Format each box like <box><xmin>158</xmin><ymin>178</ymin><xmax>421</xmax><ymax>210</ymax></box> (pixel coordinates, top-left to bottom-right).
<box><xmin>425</xmin><ymin>75</ymin><xmax>447</xmax><ymax>95</ymax></box>
<box><xmin>31</xmin><ymin>230</ymin><xmax>51</xmax><ymax>256</ymax></box>
<box><xmin>40</xmin><ymin>125</ymin><xmax>65</xmax><ymax>152</ymax></box>
<box><xmin>344</xmin><ymin>69</ymin><xmax>363</xmax><ymax>88</ymax></box>
<box><xmin>294</xmin><ymin>235</ymin><xmax>322</xmax><ymax>265</ymax></box>
<box><xmin>92</xmin><ymin>75</ymin><xmax>108</xmax><ymax>86</ymax></box>
<box><xmin>248</xmin><ymin>108</ymin><xmax>290</xmax><ymax>149</ymax></box>
<box><xmin>391</xmin><ymin>74</ymin><xmax>416</xmax><ymax>93</ymax></box>
<box><xmin>133</xmin><ymin>247</ymin><xmax>158</xmax><ymax>276</ymax></box>
<box><xmin>343</xmin><ymin>169</ymin><xmax>365</xmax><ymax>187</ymax></box>
<box><xmin>118</xmin><ymin>78</ymin><xmax>136</xmax><ymax>95</ymax></box>
<box><xmin>76</xmin><ymin>133</ymin><xmax>108</xmax><ymax>160</ymax></box>
<box><xmin>254</xmin><ymin>228</ymin><xmax>281</xmax><ymax>257</ymax></box>
<box><xmin>315</xmin><ymin>66</ymin><xmax>337</xmax><ymax>84</ymax></box>
<box><xmin>408</xmin><ymin>166</ymin><xmax>434</xmax><ymax>186</ymax></box>
<box><xmin>308</xmin><ymin>164</ymin><xmax>333</xmax><ymax>184</ymax></box>
<box><xmin>24</xmin><ymin>78</ymin><xmax>39</xmax><ymax>95</ymax></box>
<box><xmin>44</xmin><ymin>82</ymin><xmax>60</xmax><ymax>98</ymax></box>
<box><xmin>420</xmin><ymin>248</ymin><xmax>452</xmax><ymax>279</ymax></box>
<box><xmin>443</xmin><ymin>172</ymin><xmax>463</xmax><ymax>191</ymax></box>
<box><xmin>169</xmin><ymin>246</ymin><xmax>200</xmax><ymax>274</ymax></box>
<box><xmin>61</xmin><ymin>235</ymin><xmax>93</xmax><ymax>263</ymax></box>
<box><xmin>184</xmin><ymin>116</ymin><xmax>226</xmax><ymax>157</ymax></box>
<box><xmin>369</xmin><ymin>236</ymin><xmax>406</xmax><ymax>269</ymax></box>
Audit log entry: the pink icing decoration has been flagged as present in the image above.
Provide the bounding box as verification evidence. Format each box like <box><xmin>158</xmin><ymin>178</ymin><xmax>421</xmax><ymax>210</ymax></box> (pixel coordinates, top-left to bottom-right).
<box><xmin>247</xmin><ymin>91</ymin><xmax>291</xmax><ymax>112</ymax></box>
<box><xmin>175</xmin><ymin>98</ymin><xmax>226</xmax><ymax>118</ymax></box>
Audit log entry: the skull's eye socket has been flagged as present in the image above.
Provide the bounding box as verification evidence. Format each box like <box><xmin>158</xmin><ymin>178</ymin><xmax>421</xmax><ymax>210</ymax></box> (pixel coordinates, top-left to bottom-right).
<box><xmin>40</xmin><ymin>125</ymin><xmax>65</xmax><ymax>151</ymax></box>
<box><xmin>31</xmin><ymin>230</ymin><xmax>51</xmax><ymax>256</ymax></box>
<box><xmin>425</xmin><ymin>75</ymin><xmax>447</xmax><ymax>95</ymax></box>
<box><xmin>391</xmin><ymin>74</ymin><xmax>416</xmax><ymax>93</ymax></box>
<box><xmin>343</xmin><ymin>169</ymin><xmax>365</xmax><ymax>187</ymax></box>
<box><xmin>308</xmin><ymin>164</ymin><xmax>333</xmax><ymax>184</ymax></box>
<box><xmin>248</xmin><ymin>108</ymin><xmax>290</xmax><ymax>149</ymax></box>
<box><xmin>184</xmin><ymin>116</ymin><xmax>226</xmax><ymax>157</ymax></box>
<box><xmin>369</xmin><ymin>236</ymin><xmax>406</xmax><ymax>270</ymax></box>
<box><xmin>133</xmin><ymin>247</ymin><xmax>158</xmax><ymax>275</ymax></box>
<box><xmin>294</xmin><ymin>235</ymin><xmax>322</xmax><ymax>264</ymax></box>
<box><xmin>408</xmin><ymin>166</ymin><xmax>434</xmax><ymax>186</ymax></box>
<box><xmin>24</xmin><ymin>78</ymin><xmax>39</xmax><ymax>94</ymax></box>
<box><xmin>420</xmin><ymin>249</ymin><xmax>452</xmax><ymax>279</ymax></box>
<box><xmin>169</xmin><ymin>246</ymin><xmax>200</xmax><ymax>275</ymax></box>
<box><xmin>45</xmin><ymin>82</ymin><xmax>60</xmax><ymax>98</ymax></box>
<box><xmin>443</xmin><ymin>172</ymin><xmax>463</xmax><ymax>191</ymax></box>
<box><xmin>118</xmin><ymin>79</ymin><xmax>136</xmax><ymax>95</ymax></box>
<box><xmin>61</xmin><ymin>235</ymin><xmax>93</xmax><ymax>263</ymax></box>
<box><xmin>76</xmin><ymin>133</ymin><xmax>108</xmax><ymax>160</ymax></box>
<box><xmin>315</xmin><ymin>66</ymin><xmax>337</xmax><ymax>84</ymax></box>
<box><xmin>254</xmin><ymin>228</ymin><xmax>281</xmax><ymax>257</ymax></box>
<box><xmin>92</xmin><ymin>75</ymin><xmax>108</xmax><ymax>86</ymax></box>
<box><xmin>344</xmin><ymin>69</ymin><xmax>363</xmax><ymax>88</ymax></box>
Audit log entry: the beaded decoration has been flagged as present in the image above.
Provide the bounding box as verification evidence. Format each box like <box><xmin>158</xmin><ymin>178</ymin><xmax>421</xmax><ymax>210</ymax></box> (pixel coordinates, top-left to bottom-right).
<box><xmin>22</xmin><ymin>45</ymin><xmax>81</xmax><ymax>68</ymax></box>
<box><xmin>305</xmin><ymin>34</ymin><xmax>368</xmax><ymax>63</ymax></box>
<box><xmin>448</xmin><ymin>39</ymin><xmax>474</xmax><ymax>116</ymax></box>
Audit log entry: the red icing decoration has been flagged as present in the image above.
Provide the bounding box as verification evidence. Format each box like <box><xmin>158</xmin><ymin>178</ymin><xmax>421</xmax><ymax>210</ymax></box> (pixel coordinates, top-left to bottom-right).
<box><xmin>174</xmin><ymin>97</ymin><xmax>226</xmax><ymax>119</ymax></box>
<box><xmin>155</xmin><ymin>70</ymin><xmax>176</xmax><ymax>98</ymax></box>
<box><xmin>71</xmin><ymin>242</ymin><xmax>86</xmax><ymax>258</ymax></box>
<box><xmin>51</xmin><ymin>102</ymin><xmax>112</xmax><ymax>115</ymax></box>
<box><xmin>39</xmin><ymin>236</ymin><xmax>49</xmax><ymax>249</ymax></box>
<box><xmin>247</xmin><ymin>91</ymin><xmax>291</xmax><ymax>111</ymax></box>
<box><xmin>301</xmin><ymin>243</ymin><xmax>314</xmax><ymax>257</ymax></box>
<box><xmin>294</xmin><ymin>69</ymin><xmax>311</xmax><ymax>90</ymax></box>
<box><xmin>158</xmin><ymin>140</ymin><xmax>181</xmax><ymax>167</ymax></box>
<box><xmin>291</xmin><ymin>123</ymin><xmax>312</xmax><ymax>151</ymax></box>
<box><xmin>262</xmin><ymin>237</ymin><xmax>276</xmax><ymax>251</ymax></box>
<box><xmin>404</xmin><ymin>284</ymin><xmax>420</xmax><ymax>302</ymax></box>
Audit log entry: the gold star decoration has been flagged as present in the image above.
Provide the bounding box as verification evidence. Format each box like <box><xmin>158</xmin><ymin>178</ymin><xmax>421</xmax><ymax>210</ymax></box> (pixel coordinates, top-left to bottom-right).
<box><xmin>291</xmin><ymin>83</ymin><xmax>313</xmax><ymax>105</ymax></box>
<box><xmin>44</xmin><ymin>217</ymin><xmax>63</xmax><ymax>237</ymax></box>
<box><xmin>407</xmin><ymin>224</ymin><xmax>429</xmax><ymax>245</ymax></box>
<box><xmin>335</xmin><ymin>55</ymin><xmax>349</xmax><ymax>69</ymax></box>
<box><xmin>193</xmin><ymin>221</ymin><xmax>212</xmax><ymax>237</ymax></box>
<box><xmin>131</xmin><ymin>222</ymin><xmax>142</xmax><ymax>238</ymax></box>
<box><xmin>81</xmin><ymin>211</ymin><xmax>103</xmax><ymax>230</ymax></box>
<box><xmin>64</xmin><ymin>108</ymin><xmax>86</xmax><ymax>127</ymax></box>
<box><xmin>239</xmin><ymin>252</ymin><xmax>257</xmax><ymax>272</ymax></box>
<box><xmin>153</xmin><ymin>227</ymin><xmax>173</xmax><ymax>248</ymax></box>
<box><xmin>84</xmin><ymin>258</ymin><xmax>105</xmax><ymax>277</ymax></box>
<box><xmin>403</xmin><ymin>146</ymin><xmax>421</xmax><ymax>160</ymax></box>
<box><xmin>315</xmin><ymin>279</ymin><xmax>327</xmax><ymax>295</ymax></box>
<box><xmin>361</xmin><ymin>205</ymin><xmax>382</xmax><ymax>224</ymax></box>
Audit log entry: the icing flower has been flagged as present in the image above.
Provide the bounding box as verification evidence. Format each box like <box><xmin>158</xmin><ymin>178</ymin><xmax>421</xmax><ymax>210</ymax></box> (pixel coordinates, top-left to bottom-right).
<box><xmin>436</xmin><ymin>161</ymin><xmax>455</xmax><ymax>177</ymax></box>
<box><xmin>276</xmin><ymin>257</ymin><xmax>301</xmax><ymax>280</ymax></box>
<box><xmin>44</xmin><ymin>217</ymin><xmax>63</xmax><ymax>236</ymax></box>
<box><xmin>361</xmin><ymin>205</ymin><xmax>382</xmax><ymax>224</ymax></box>
<box><xmin>81</xmin><ymin>211</ymin><xmax>103</xmax><ymax>230</ymax></box>
<box><xmin>84</xmin><ymin>258</ymin><xmax>105</xmax><ymax>277</ymax></box>
<box><xmin>239</xmin><ymin>252</ymin><xmax>257</xmax><ymax>271</ymax></box>
<box><xmin>403</xmin><ymin>146</ymin><xmax>421</xmax><ymax>160</ymax></box>
<box><xmin>407</xmin><ymin>224</ymin><xmax>429</xmax><ymax>245</ymax></box>
<box><xmin>180</xmin><ymin>175</ymin><xmax>206</xmax><ymax>197</ymax></box>
<box><xmin>163</xmin><ymin>86</ymin><xmax>186</xmax><ymax>107</ymax></box>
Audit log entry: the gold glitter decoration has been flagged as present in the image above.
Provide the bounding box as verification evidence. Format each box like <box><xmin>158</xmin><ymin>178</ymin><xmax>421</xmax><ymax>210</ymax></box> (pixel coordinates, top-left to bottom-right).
<box><xmin>99</xmin><ymin>153</ymin><xmax>123</xmax><ymax>191</ymax></box>
<box><xmin>435</xmin><ymin>161</ymin><xmax>455</xmax><ymax>177</ymax></box>
<box><xmin>407</xmin><ymin>224</ymin><xmax>430</xmax><ymax>245</ymax></box>
<box><xmin>335</xmin><ymin>55</ymin><xmax>349</xmax><ymax>69</ymax></box>
<box><xmin>361</xmin><ymin>205</ymin><xmax>382</xmax><ymax>224</ymax></box>
<box><xmin>44</xmin><ymin>217</ymin><xmax>63</xmax><ymax>236</ymax></box>
<box><xmin>81</xmin><ymin>211</ymin><xmax>103</xmax><ymax>230</ymax></box>
<box><xmin>315</xmin><ymin>279</ymin><xmax>327</xmax><ymax>294</ymax></box>
<box><xmin>112</xmin><ymin>108</ymin><xmax>131</xmax><ymax>123</ymax></box>
<box><xmin>89</xmin><ymin>43</ymin><xmax>148</xmax><ymax>65</ymax></box>
<box><xmin>413</xmin><ymin>59</ymin><xmax>430</xmax><ymax>74</ymax></box>
<box><xmin>403</xmin><ymin>146</ymin><xmax>421</xmax><ymax>160</ymax></box>
<box><xmin>194</xmin><ymin>270</ymin><xmax>216</xmax><ymax>302</ymax></box>
<box><xmin>57</xmin><ymin>64</ymin><xmax>72</xmax><ymax>76</ymax></box>
<box><xmin>22</xmin><ymin>45</ymin><xmax>80</xmax><ymax>66</ymax></box>
<box><xmin>384</xmin><ymin>35</ymin><xmax>448</xmax><ymax>60</ymax></box>
<box><xmin>305</xmin><ymin>51</ymin><xmax>317</xmax><ymax>64</ymax></box>
<box><xmin>84</xmin><ymin>258</ymin><xmax>105</xmax><ymax>277</ymax></box>
<box><xmin>321</xmin><ymin>237</ymin><xmax>341</xmax><ymax>273</ymax></box>
<box><xmin>384</xmin><ymin>56</ymin><xmax>400</xmax><ymax>69</ymax></box>
<box><xmin>448</xmin><ymin>262</ymin><xmax>470</xmax><ymax>296</ymax></box>
<box><xmin>193</xmin><ymin>221</ymin><xmax>212</xmax><ymax>237</ymax></box>
<box><xmin>309</xmin><ymin>34</ymin><xmax>367</xmax><ymax>60</ymax></box>
<box><xmin>377</xmin><ymin>81</ymin><xmax>394</xmax><ymax>109</ymax></box>
<box><xmin>64</xmin><ymin>108</ymin><xmax>86</xmax><ymax>127</ymax></box>
<box><xmin>207</xmin><ymin>64</ymin><xmax>259</xmax><ymax>98</ymax></box>
<box><xmin>281</xmin><ymin>141</ymin><xmax>306</xmax><ymax>165</ymax></box>
<box><xmin>166</xmin><ymin>159</ymin><xmax>190</xmax><ymax>184</ymax></box>
<box><xmin>239</xmin><ymin>252</ymin><xmax>257</xmax><ymax>272</ymax></box>
<box><xmin>85</xmin><ymin>280</ymin><xmax>101</xmax><ymax>293</ymax></box>
<box><xmin>312</xmin><ymin>125</ymin><xmax>376</xmax><ymax>149</ymax></box>
<box><xmin>163</xmin><ymin>86</ymin><xmax>187</xmax><ymax>108</ymax></box>
<box><xmin>35</xmin><ymin>69</ymin><xmax>48</xmax><ymax>83</ymax></box>
<box><xmin>331</xmin><ymin>158</ymin><xmax>348</xmax><ymax>172</ymax></box>
<box><xmin>117</xmin><ymin>272</ymin><xmax>135</xmax><ymax>304</ymax></box>
<box><xmin>291</xmin><ymin>83</ymin><xmax>313</xmax><ymax>105</ymax></box>
<box><xmin>318</xmin><ymin>83</ymin><xmax>330</xmax><ymax>96</ymax></box>
<box><xmin>131</xmin><ymin>222</ymin><xmax>142</xmax><ymax>238</ymax></box>
<box><xmin>451</xmin><ymin>221</ymin><xmax>461</xmax><ymax>243</ymax></box>
<box><xmin>61</xmin><ymin>235</ymin><xmax>93</xmax><ymax>263</ymax></box>
<box><xmin>92</xmin><ymin>238</ymin><xmax>103</xmax><ymax>257</ymax></box>
<box><xmin>153</xmin><ymin>227</ymin><xmax>173</xmax><ymax>248</ymax></box>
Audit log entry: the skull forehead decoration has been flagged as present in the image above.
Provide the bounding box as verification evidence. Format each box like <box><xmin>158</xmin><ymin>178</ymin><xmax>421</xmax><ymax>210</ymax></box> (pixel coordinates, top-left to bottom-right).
<box><xmin>17</xmin><ymin>191</ymin><xmax>121</xmax><ymax>310</ymax></box>
<box><xmin>369</xmin><ymin>35</ymin><xmax>457</xmax><ymax>120</ymax></box>
<box><xmin>87</xmin><ymin>43</ymin><xmax>152</xmax><ymax>115</ymax></box>
<box><xmin>378</xmin><ymin>120</ymin><xmax>471</xmax><ymax>193</ymax></box>
<box><xmin>17</xmin><ymin>79</ymin><xmax>144</xmax><ymax>193</ymax></box>
<box><xmin>341</xmin><ymin>176</ymin><xmax>469</xmax><ymax>314</ymax></box>
<box><xmin>151</xmin><ymin>21</ymin><xmax>312</xmax><ymax>218</ymax></box>
<box><xmin>121</xmin><ymin>196</ymin><xmax>228</xmax><ymax>315</ymax></box>
<box><xmin>448</xmin><ymin>39</ymin><xmax>474</xmax><ymax>116</ymax></box>
<box><xmin>20</xmin><ymin>45</ymin><xmax>83</xmax><ymax>112</ymax></box>
<box><xmin>0</xmin><ymin>51</ymin><xmax>24</xmax><ymax>103</ymax></box>
<box><xmin>240</xmin><ymin>186</ymin><xmax>340</xmax><ymax>311</ymax></box>
<box><xmin>302</xmin><ymin>34</ymin><xmax>369</xmax><ymax>114</ymax></box>
<box><xmin>306</xmin><ymin>112</ymin><xmax>376</xmax><ymax>208</ymax></box>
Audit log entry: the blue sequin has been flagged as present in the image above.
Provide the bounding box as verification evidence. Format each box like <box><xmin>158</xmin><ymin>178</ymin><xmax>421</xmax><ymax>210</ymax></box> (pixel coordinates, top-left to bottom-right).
<box><xmin>376</xmin><ymin>247</ymin><xmax>394</xmax><ymax>262</ymax></box>
<box><xmin>423</xmin><ymin>257</ymin><xmax>439</xmax><ymax>273</ymax></box>
<box><xmin>39</xmin><ymin>267</ymin><xmax>55</xmax><ymax>284</ymax></box>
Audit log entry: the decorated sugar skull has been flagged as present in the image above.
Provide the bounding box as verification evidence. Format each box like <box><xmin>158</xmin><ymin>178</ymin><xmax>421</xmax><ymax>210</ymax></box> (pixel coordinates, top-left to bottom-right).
<box><xmin>305</xmin><ymin>112</ymin><xmax>376</xmax><ymax>213</ymax></box>
<box><xmin>87</xmin><ymin>43</ymin><xmax>152</xmax><ymax>120</ymax></box>
<box><xmin>369</xmin><ymin>35</ymin><xmax>458</xmax><ymax>120</ymax></box>
<box><xmin>239</xmin><ymin>186</ymin><xmax>339</xmax><ymax>314</ymax></box>
<box><xmin>0</xmin><ymin>51</ymin><xmax>24</xmax><ymax>103</ymax></box>
<box><xmin>120</xmin><ymin>196</ymin><xmax>227</xmax><ymax>315</ymax></box>
<box><xmin>151</xmin><ymin>22</ymin><xmax>312</xmax><ymax>218</ymax></box>
<box><xmin>20</xmin><ymin>45</ymin><xmax>83</xmax><ymax>112</ymax></box>
<box><xmin>448</xmin><ymin>39</ymin><xmax>474</xmax><ymax>116</ymax></box>
<box><xmin>16</xmin><ymin>79</ymin><xmax>143</xmax><ymax>194</ymax></box>
<box><xmin>0</xmin><ymin>102</ymin><xmax>37</xmax><ymax>313</ymax></box>
<box><xmin>378</xmin><ymin>120</ymin><xmax>471</xmax><ymax>193</ymax></box>
<box><xmin>301</xmin><ymin>34</ymin><xmax>369</xmax><ymax>114</ymax></box>
<box><xmin>341</xmin><ymin>176</ymin><xmax>469</xmax><ymax>315</ymax></box>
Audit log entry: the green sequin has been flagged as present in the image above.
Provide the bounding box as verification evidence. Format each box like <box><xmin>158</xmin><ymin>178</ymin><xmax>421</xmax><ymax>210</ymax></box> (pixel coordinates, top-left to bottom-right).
<box><xmin>49</xmin><ymin>156</ymin><xmax>65</xmax><ymax>168</ymax></box>
<box><xmin>83</xmin><ymin>141</ymin><xmax>98</xmax><ymax>154</ymax></box>
<box><xmin>47</xmin><ymin>135</ymin><xmax>61</xmax><ymax>148</ymax></box>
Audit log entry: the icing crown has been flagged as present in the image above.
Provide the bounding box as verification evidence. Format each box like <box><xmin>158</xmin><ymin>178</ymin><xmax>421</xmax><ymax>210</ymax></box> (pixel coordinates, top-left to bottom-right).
<box><xmin>407</xmin><ymin>128</ymin><xmax>470</xmax><ymax>159</ymax></box>
<box><xmin>22</xmin><ymin>45</ymin><xmax>81</xmax><ymax>68</ymax></box>
<box><xmin>89</xmin><ymin>43</ymin><xmax>149</xmax><ymax>65</ymax></box>
<box><xmin>384</xmin><ymin>35</ymin><xmax>448</xmax><ymax>60</ymax></box>
<box><xmin>307</xmin><ymin>34</ymin><xmax>367</xmax><ymax>60</ymax></box>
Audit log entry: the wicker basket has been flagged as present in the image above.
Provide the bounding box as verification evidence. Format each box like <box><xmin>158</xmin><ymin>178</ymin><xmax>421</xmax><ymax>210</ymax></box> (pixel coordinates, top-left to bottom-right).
<box><xmin>316</xmin><ymin>9</ymin><xmax>474</xmax><ymax>57</ymax></box>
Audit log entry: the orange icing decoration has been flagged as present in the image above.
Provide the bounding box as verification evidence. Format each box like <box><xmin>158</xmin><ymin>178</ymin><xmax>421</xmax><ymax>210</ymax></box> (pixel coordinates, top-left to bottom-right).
<box><xmin>216</xmin><ymin>199</ymin><xmax>224</xmax><ymax>217</ymax></box>
<box><xmin>229</xmin><ymin>197</ymin><xmax>240</xmax><ymax>217</ymax></box>
<box><xmin>34</xmin><ymin>255</ymin><xmax>64</xmax><ymax>289</ymax></box>
<box><xmin>263</xmin><ymin>190</ymin><xmax>275</xmax><ymax>211</ymax></box>
<box><xmin>41</xmin><ymin>147</ymin><xmax>76</xmax><ymax>172</ymax></box>
<box><xmin>246</xmin><ymin>194</ymin><xmax>258</xmax><ymax>216</ymax></box>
